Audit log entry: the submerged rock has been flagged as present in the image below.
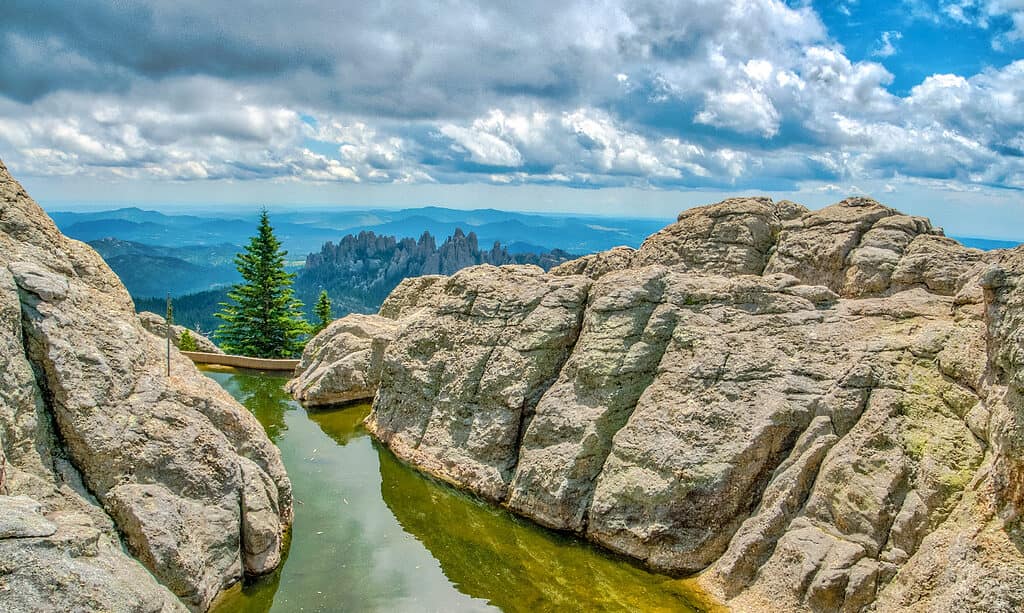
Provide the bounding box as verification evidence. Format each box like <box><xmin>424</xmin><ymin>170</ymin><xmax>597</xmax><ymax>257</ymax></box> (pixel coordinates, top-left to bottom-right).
<box><xmin>0</xmin><ymin>160</ymin><xmax>292</xmax><ymax>611</ymax></box>
<box><xmin>294</xmin><ymin>195</ymin><xmax>1024</xmax><ymax>612</ymax></box>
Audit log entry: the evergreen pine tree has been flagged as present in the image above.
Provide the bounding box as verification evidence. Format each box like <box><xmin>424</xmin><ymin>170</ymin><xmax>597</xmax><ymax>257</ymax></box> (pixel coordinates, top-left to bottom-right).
<box><xmin>214</xmin><ymin>211</ymin><xmax>309</xmax><ymax>357</ymax></box>
<box><xmin>313</xmin><ymin>289</ymin><xmax>333</xmax><ymax>334</ymax></box>
<box><xmin>178</xmin><ymin>329</ymin><xmax>198</xmax><ymax>352</ymax></box>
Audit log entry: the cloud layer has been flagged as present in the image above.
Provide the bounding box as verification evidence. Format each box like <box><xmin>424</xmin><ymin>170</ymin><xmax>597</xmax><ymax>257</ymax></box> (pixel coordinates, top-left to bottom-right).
<box><xmin>0</xmin><ymin>0</ymin><xmax>1021</xmax><ymax>197</ymax></box>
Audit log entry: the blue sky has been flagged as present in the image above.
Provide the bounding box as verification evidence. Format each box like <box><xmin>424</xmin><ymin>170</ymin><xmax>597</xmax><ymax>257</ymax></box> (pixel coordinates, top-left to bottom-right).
<box><xmin>812</xmin><ymin>1</ymin><xmax>1023</xmax><ymax>93</ymax></box>
<box><xmin>0</xmin><ymin>0</ymin><xmax>1022</xmax><ymax>238</ymax></box>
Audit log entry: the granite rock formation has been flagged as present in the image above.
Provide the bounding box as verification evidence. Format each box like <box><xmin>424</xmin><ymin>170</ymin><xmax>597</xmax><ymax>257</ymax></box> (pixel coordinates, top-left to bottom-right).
<box><xmin>0</xmin><ymin>160</ymin><xmax>292</xmax><ymax>612</ymax></box>
<box><xmin>287</xmin><ymin>313</ymin><xmax>398</xmax><ymax>407</ymax></box>
<box><xmin>293</xmin><ymin>195</ymin><xmax>1024</xmax><ymax>612</ymax></box>
<box><xmin>295</xmin><ymin>228</ymin><xmax>572</xmax><ymax>315</ymax></box>
<box><xmin>138</xmin><ymin>310</ymin><xmax>224</xmax><ymax>354</ymax></box>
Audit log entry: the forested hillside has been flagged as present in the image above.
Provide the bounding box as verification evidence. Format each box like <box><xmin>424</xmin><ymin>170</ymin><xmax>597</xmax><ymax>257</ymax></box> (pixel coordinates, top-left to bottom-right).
<box><xmin>90</xmin><ymin>238</ymin><xmax>241</xmax><ymax>296</ymax></box>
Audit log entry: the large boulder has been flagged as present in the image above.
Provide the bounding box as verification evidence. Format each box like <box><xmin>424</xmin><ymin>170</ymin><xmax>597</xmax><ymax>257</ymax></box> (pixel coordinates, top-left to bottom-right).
<box><xmin>0</xmin><ymin>160</ymin><xmax>291</xmax><ymax>611</ymax></box>
<box><xmin>286</xmin><ymin>314</ymin><xmax>398</xmax><ymax>407</ymax></box>
<box><xmin>292</xmin><ymin>195</ymin><xmax>1024</xmax><ymax>612</ymax></box>
<box><xmin>367</xmin><ymin>265</ymin><xmax>591</xmax><ymax>501</ymax></box>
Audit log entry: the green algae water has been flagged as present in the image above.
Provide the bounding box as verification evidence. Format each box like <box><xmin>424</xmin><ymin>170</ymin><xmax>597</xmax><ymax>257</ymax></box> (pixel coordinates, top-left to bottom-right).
<box><xmin>204</xmin><ymin>367</ymin><xmax>718</xmax><ymax>613</ymax></box>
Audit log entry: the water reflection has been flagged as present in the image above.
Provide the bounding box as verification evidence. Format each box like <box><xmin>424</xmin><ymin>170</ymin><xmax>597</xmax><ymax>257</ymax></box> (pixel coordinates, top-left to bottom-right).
<box><xmin>377</xmin><ymin>445</ymin><xmax>711</xmax><ymax>613</ymax></box>
<box><xmin>305</xmin><ymin>404</ymin><xmax>371</xmax><ymax>447</ymax></box>
<box><xmin>209</xmin><ymin>367</ymin><xmax>293</xmax><ymax>443</ymax></box>
<box><xmin>204</xmin><ymin>368</ymin><xmax>718</xmax><ymax>613</ymax></box>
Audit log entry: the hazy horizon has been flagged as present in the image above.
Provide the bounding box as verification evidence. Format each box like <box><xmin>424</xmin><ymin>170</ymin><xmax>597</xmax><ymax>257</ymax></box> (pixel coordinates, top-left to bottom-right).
<box><xmin>33</xmin><ymin>191</ymin><xmax>1023</xmax><ymax>242</ymax></box>
<box><xmin>34</xmin><ymin>197</ymin><xmax>1022</xmax><ymax>243</ymax></box>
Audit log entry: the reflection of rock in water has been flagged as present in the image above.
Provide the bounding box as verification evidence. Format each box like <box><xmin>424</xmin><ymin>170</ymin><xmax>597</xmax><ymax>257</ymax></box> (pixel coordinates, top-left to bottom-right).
<box><xmin>291</xmin><ymin>403</ymin><xmax>416</xmax><ymax>612</ymax></box>
<box><xmin>216</xmin><ymin>510</ymin><xmax>404</xmax><ymax>613</ymax></box>
<box><xmin>210</xmin><ymin>384</ymin><xmax>404</xmax><ymax>613</ymax></box>
<box><xmin>210</xmin><ymin>533</ymin><xmax>291</xmax><ymax>613</ymax></box>
<box><xmin>375</xmin><ymin>442</ymin><xmax>715</xmax><ymax>613</ymax></box>
<box><xmin>227</xmin><ymin>370</ymin><xmax>295</xmax><ymax>443</ymax></box>
<box><xmin>304</xmin><ymin>402</ymin><xmax>373</xmax><ymax>447</ymax></box>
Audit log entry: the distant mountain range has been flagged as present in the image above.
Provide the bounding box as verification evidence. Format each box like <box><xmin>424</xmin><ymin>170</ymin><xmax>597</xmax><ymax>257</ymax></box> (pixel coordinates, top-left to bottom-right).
<box><xmin>54</xmin><ymin>206</ymin><xmax>1021</xmax><ymax>260</ymax></box>
<box><xmin>53</xmin><ymin>208</ymin><xmax>336</xmax><ymax>258</ymax></box>
<box><xmin>51</xmin><ymin>205</ymin><xmax>669</xmax><ymax>257</ymax></box>
<box><xmin>132</xmin><ymin>228</ymin><xmax>574</xmax><ymax>335</ymax></box>
<box><xmin>52</xmin><ymin>205</ymin><xmax>664</xmax><ymax>327</ymax></box>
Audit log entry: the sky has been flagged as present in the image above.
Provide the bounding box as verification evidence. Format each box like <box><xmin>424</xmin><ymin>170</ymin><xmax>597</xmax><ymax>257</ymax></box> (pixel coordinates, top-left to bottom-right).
<box><xmin>0</xmin><ymin>0</ymin><xmax>1022</xmax><ymax>237</ymax></box>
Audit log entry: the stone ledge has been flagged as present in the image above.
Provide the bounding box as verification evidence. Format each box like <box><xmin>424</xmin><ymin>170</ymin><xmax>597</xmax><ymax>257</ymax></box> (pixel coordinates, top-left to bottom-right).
<box><xmin>182</xmin><ymin>351</ymin><xmax>299</xmax><ymax>372</ymax></box>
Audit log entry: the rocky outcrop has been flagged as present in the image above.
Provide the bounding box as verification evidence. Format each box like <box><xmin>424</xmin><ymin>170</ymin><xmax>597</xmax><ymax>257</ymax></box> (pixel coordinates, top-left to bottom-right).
<box><xmin>549</xmin><ymin>197</ymin><xmax>809</xmax><ymax>279</ymax></box>
<box><xmin>292</xmin><ymin>195</ymin><xmax>1024</xmax><ymax>612</ymax></box>
<box><xmin>370</xmin><ymin>265</ymin><xmax>591</xmax><ymax>501</ymax></box>
<box><xmin>286</xmin><ymin>276</ymin><xmax>450</xmax><ymax>408</ymax></box>
<box><xmin>286</xmin><ymin>314</ymin><xmax>398</xmax><ymax>407</ymax></box>
<box><xmin>0</xmin><ymin>160</ymin><xmax>291</xmax><ymax>611</ymax></box>
<box><xmin>549</xmin><ymin>245</ymin><xmax>636</xmax><ymax>279</ymax></box>
<box><xmin>865</xmin><ymin>250</ymin><xmax>1024</xmax><ymax>612</ymax></box>
<box><xmin>138</xmin><ymin>310</ymin><xmax>224</xmax><ymax>354</ymax></box>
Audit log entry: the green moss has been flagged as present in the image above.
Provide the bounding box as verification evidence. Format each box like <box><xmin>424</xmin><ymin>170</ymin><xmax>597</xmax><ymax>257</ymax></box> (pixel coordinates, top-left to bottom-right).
<box><xmin>938</xmin><ymin>468</ymin><xmax>973</xmax><ymax>491</ymax></box>
<box><xmin>895</xmin><ymin>356</ymin><xmax>985</xmax><ymax>510</ymax></box>
<box><xmin>903</xmin><ymin>429</ymin><xmax>929</xmax><ymax>461</ymax></box>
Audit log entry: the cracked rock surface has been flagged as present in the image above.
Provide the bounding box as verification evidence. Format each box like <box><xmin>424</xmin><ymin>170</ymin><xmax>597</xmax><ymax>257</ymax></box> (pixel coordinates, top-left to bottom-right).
<box><xmin>295</xmin><ymin>195</ymin><xmax>1024</xmax><ymax>611</ymax></box>
<box><xmin>0</xmin><ymin>160</ymin><xmax>292</xmax><ymax>612</ymax></box>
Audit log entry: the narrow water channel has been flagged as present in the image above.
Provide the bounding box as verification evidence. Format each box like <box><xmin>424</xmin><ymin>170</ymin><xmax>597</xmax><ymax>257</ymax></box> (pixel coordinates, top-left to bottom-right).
<box><xmin>204</xmin><ymin>367</ymin><xmax>718</xmax><ymax>613</ymax></box>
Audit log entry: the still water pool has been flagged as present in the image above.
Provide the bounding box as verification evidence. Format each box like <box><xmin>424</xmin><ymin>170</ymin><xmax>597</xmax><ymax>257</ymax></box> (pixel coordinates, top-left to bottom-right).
<box><xmin>204</xmin><ymin>367</ymin><xmax>718</xmax><ymax>613</ymax></box>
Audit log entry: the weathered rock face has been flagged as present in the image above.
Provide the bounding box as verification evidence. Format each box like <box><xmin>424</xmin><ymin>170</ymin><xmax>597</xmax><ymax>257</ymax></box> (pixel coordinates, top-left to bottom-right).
<box><xmin>286</xmin><ymin>314</ymin><xmax>398</xmax><ymax>406</ymax></box>
<box><xmin>293</xmin><ymin>194</ymin><xmax>1024</xmax><ymax>612</ymax></box>
<box><xmin>0</xmin><ymin>160</ymin><xmax>292</xmax><ymax>611</ymax></box>
<box><xmin>369</xmin><ymin>265</ymin><xmax>591</xmax><ymax>501</ymax></box>
<box><xmin>138</xmin><ymin>310</ymin><xmax>224</xmax><ymax>354</ymax></box>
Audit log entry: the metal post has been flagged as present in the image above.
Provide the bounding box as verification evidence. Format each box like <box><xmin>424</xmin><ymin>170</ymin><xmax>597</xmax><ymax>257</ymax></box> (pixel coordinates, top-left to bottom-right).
<box><xmin>166</xmin><ymin>292</ymin><xmax>172</xmax><ymax>377</ymax></box>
